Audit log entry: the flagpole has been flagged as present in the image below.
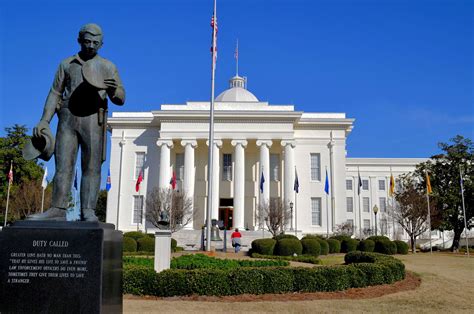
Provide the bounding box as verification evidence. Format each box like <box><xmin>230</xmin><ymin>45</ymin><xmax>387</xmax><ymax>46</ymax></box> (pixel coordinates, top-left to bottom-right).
<box><xmin>358</xmin><ymin>166</ymin><xmax>362</xmax><ymax>239</ymax></box>
<box><xmin>326</xmin><ymin>167</ymin><xmax>329</xmax><ymax>238</ymax></box>
<box><xmin>460</xmin><ymin>166</ymin><xmax>470</xmax><ymax>258</ymax></box>
<box><xmin>41</xmin><ymin>188</ymin><xmax>45</xmax><ymax>213</ymax></box>
<box><xmin>205</xmin><ymin>0</ymin><xmax>218</xmax><ymax>252</ymax></box>
<box><xmin>390</xmin><ymin>167</ymin><xmax>395</xmax><ymax>239</ymax></box>
<box><xmin>235</xmin><ymin>39</ymin><xmax>239</xmax><ymax>76</ymax></box>
<box><xmin>426</xmin><ymin>170</ymin><xmax>432</xmax><ymax>254</ymax></box>
<box><xmin>294</xmin><ymin>191</ymin><xmax>298</xmax><ymax>237</ymax></box>
<box><xmin>137</xmin><ymin>188</ymin><xmax>140</xmax><ymax>232</ymax></box>
<box><xmin>4</xmin><ymin>162</ymin><xmax>13</xmax><ymax>227</ymax></box>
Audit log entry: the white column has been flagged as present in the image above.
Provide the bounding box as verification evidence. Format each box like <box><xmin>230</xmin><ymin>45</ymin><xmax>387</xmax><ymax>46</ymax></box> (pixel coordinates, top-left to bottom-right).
<box><xmin>206</xmin><ymin>139</ymin><xmax>222</xmax><ymax>220</ymax></box>
<box><xmin>328</xmin><ymin>132</ymin><xmax>336</xmax><ymax>231</ymax></box>
<box><xmin>281</xmin><ymin>140</ymin><xmax>295</xmax><ymax>230</ymax></box>
<box><xmin>231</xmin><ymin>139</ymin><xmax>248</xmax><ymax>230</ymax></box>
<box><xmin>156</xmin><ymin>139</ymin><xmax>174</xmax><ymax>189</ymax></box>
<box><xmin>181</xmin><ymin>139</ymin><xmax>197</xmax><ymax>229</ymax></box>
<box><xmin>256</xmin><ymin>140</ymin><xmax>272</xmax><ymax>221</ymax></box>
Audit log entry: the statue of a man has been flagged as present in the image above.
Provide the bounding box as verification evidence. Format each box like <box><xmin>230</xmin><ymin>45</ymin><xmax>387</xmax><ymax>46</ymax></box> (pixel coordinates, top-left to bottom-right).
<box><xmin>28</xmin><ymin>23</ymin><xmax>125</xmax><ymax>221</ymax></box>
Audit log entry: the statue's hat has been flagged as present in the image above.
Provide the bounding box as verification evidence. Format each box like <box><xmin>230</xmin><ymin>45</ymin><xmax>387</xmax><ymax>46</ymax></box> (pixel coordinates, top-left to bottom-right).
<box><xmin>82</xmin><ymin>58</ymin><xmax>112</xmax><ymax>90</ymax></box>
<box><xmin>22</xmin><ymin>125</ymin><xmax>55</xmax><ymax>161</ymax></box>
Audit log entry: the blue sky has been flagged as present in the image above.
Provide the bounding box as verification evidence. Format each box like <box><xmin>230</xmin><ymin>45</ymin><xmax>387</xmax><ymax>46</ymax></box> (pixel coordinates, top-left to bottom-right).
<box><xmin>1</xmin><ymin>0</ymin><xmax>473</xmax><ymax>187</ymax></box>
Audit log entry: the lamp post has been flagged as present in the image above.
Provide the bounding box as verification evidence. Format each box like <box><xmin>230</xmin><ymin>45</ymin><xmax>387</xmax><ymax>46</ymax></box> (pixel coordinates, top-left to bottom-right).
<box><xmin>289</xmin><ymin>201</ymin><xmax>294</xmax><ymax>231</ymax></box>
<box><xmin>373</xmin><ymin>204</ymin><xmax>379</xmax><ymax>236</ymax></box>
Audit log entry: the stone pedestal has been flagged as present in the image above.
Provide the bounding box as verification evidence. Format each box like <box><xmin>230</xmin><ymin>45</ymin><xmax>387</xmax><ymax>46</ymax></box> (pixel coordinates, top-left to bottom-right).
<box><xmin>0</xmin><ymin>221</ymin><xmax>122</xmax><ymax>314</ymax></box>
<box><xmin>154</xmin><ymin>230</ymin><xmax>171</xmax><ymax>272</ymax></box>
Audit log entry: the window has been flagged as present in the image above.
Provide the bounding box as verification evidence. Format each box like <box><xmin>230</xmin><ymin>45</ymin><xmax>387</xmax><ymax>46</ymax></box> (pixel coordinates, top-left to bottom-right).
<box><xmin>223</xmin><ymin>153</ymin><xmax>232</xmax><ymax>181</ymax></box>
<box><xmin>135</xmin><ymin>152</ymin><xmax>146</xmax><ymax>179</ymax></box>
<box><xmin>362</xmin><ymin>179</ymin><xmax>369</xmax><ymax>190</ymax></box>
<box><xmin>379</xmin><ymin>197</ymin><xmax>386</xmax><ymax>212</ymax></box>
<box><xmin>347</xmin><ymin>219</ymin><xmax>354</xmax><ymax>234</ymax></box>
<box><xmin>310</xmin><ymin>153</ymin><xmax>321</xmax><ymax>181</ymax></box>
<box><xmin>346</xmin><ymin>197</ymin><xmax>353</xmax><ymax>212</ymax></box>
<box><xmin>270</xmin><ymin>154</ymin><xmax>280</xmax><ymax>181</ymax></box>
<box><xmin>176</xmin><ymin>153</ymin><xmax>184</xmax><ymax>181</ymax></box>
<box><xmin>363</xmin><ymin>219</ymin><xmax>370</xmax><ymax>230</ymax></box>
<box><xmin>379</xmin><ymin>179</ymin><xmax>386</xmax><ymax>190</ymax></box>
<box><xmin>311</xmin><ymin>198</ymin><xmax>322</xmax><ymax>226</ymax></box>
<box><xmin>381</xmin><ymin>218</ymin><xmax>388</xmax><ymax>235</ymax></box>
<box><xmin>363</xmin><ymin>197</ymin><xmax>370</xmax><ymax>212</ymax></box>
<box><xmin>346</xmin><ymin>179</ymin><xmax>353</xmax><ymax>190</ymax></box>
<box><xmin>133</xmin><ymin>195</ymin><xmax>144</xmax><ymax>224</ymax></box>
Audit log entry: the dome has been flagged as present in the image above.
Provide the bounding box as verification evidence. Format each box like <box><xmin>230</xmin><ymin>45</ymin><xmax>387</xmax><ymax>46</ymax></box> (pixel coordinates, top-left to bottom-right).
<box><xmin>215</xmin><ymin>75</ymin><xmax>259</xmax><ymax>102</ymax></box>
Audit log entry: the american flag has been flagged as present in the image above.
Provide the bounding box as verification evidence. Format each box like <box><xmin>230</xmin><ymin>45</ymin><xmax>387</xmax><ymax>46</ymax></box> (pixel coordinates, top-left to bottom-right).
<box><xmin>7</xmin><ymin>162</ymin><xmax>13</xmax><ymax>184</ymax></box>
<box><xmin>210</xmin><ymin>14</ymin><xmax>218</xmax><ymax>66</ymax></box>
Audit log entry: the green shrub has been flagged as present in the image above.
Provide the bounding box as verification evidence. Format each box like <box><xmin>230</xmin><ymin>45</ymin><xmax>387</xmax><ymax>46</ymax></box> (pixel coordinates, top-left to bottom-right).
<box><xmin>302</xmin><ymin>234</ymin><xmax>324</xmax><ymax>240</ymax></box>
<box><xmin>175</xmin><ymin>246</ymin><xmax>184</xmax><ymax>252</ymax></box>
<box><xmin>357</xmin><ymin>239</ymin><xmax>375</xmax><ymax>252</ymax></box>
<box><xmin>374</xmin><ymin>240</ymin><xmax>397</xmax><ymax>255</ymax></box>
<box><xmin>251</xmin><ymin>238</ymin><xmax>277</xmax><ymax>255</ymax></box>
<box><xmin>171</xmin><ymin>254</ymin><xmax>289</xmax><ymax>270</ymax></box>
<box><xmin>137</xmin><ymin>237</ymin><xmax>155</xmax><ymax>252</ymax></box>
<box><xmin>393</xmin><ymin>241</ymin><xmax>409</xmax><ymax>254</ymax></box>
<box><xmin>327</xmin><ymin>239</ymin><xmax>341</xmax><ymax>253</ymax></box>
<box><xmin>124</xmin><ymin>231</ymin><xmax>146</xmax><ymax>241</ymax></box>
<box><xmin>274</xmin><ymin>238</ymin><xmax>303</xmax><ymax>256</ymax></box>
<box><xmin>367</xmin><ymin>236</ymin><xmax>390</xmax><ymax>242</ymax></box>
<box><xmin>273</xmin><ymin>234</ymin><xmax>299</xmax><ymax>241</ymax></box>
<box><xmin>251</xmin><ymin>253</ymin><xmax>320</xmax><ymax>264</ymax></box>
<box><xmin>123</xmin><ymin>237</ymin><xmax>137</xmax><ymax>252</ymax></box>
<box><xmin>331</xmin><ymin>235</ymin><xmax>352</xmax><ymax>242</ymax></box>
<box><xmin>171</xmin><ymin>238</ymin><xmax>177</xmax><ymax>252</ymax></box>
<box><xmin>301</xmin><ymin>238</ymin><xmax>321</xmax><ymax>256</ymax></box>
<box><xmin>317</xmin><ymin>239</ymin><xmax>329</xmax><ymax>255</ymax></box>
<box><xmin>123</xmin><ymin>251</ymin><xmax>405</xmax><ymax>296</ymax></box>
<box><xmin>124</xmin><ymin>256</ymin><xmax>153</xmax><ymax>268</ymax></box>
<box><xmin>341</xmin><ymin>239</ymin><xmax>359</xmax><ymax>253</ymax></box>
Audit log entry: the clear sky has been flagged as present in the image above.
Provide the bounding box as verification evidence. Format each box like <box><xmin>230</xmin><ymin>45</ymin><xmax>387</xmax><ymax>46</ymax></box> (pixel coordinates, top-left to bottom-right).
<box><xmin>1</xmin><ymin>0</ymin><xmax>473</xmax><ymax>187</ymax></box>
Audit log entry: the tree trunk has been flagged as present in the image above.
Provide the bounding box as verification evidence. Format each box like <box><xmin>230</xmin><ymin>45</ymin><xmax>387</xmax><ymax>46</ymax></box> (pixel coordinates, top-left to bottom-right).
<box><xmin>410</xmin><ymin>236</ymin><xmax>416</xmax><ymax>254</ymax></box>
<box><xmin>451</xmin><ymin>227</ymin><xmax>463</xmax><ymax>252</ymax></box>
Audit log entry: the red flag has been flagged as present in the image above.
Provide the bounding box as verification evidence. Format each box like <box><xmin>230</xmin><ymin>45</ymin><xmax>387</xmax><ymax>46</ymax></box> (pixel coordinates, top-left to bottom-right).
<box><xmin>170</xmin><ymin>171</ymin><xmax>177</xmax><ymax>190</ymax></box>
<box><xmin>135</xmin><ymin>170</ymin><xmax>143</xmax><ymax>192</ymax></box>
<box><xmin>7</xmin><ymin>162</ymin><xmax>13</xmax><ymax>184</ymax></box>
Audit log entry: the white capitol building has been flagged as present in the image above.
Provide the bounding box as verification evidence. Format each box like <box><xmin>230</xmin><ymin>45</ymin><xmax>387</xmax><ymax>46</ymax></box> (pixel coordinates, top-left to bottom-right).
<box><xmin>106</xmin><ymin>74</ymin><xmax>425</xmax><ymax>240</ymax></box>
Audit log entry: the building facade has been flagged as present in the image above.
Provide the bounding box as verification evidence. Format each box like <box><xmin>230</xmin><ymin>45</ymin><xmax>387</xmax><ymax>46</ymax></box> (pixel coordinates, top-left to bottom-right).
<box><xmin>106</xmin><ymin>75</ymin><xmax>425</xmax><ymax>238</ymax></box>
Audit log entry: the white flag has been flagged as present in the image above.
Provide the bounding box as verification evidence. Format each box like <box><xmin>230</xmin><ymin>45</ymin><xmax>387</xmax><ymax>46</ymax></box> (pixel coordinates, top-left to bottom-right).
<box><xmin>41</xmin><ymin>167</ymin><xmax>48</xmax><ymax>189</ymax></box>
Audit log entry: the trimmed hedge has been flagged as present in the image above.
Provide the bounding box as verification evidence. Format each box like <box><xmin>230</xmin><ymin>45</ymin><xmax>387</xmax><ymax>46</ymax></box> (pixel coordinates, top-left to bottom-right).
<box><xmin>275</xmin><ymin>238</ymin><xmax>303</xmax><ymax>256</ymax></box>
<box><xmin>137</xmin><ymin>237</ymin><xmax>155</xmax><ymax>252</ymax></box>
<box><xmin>393</xmin><ymin>241</ymin><xmax>409</xmax><ymax>254</ymax></box>
<box><xmin>374</xmin><ymin>240</ymin><xmax>397</xmax><ymax>255</ymax></box>
<box><xmin>171</xmin><ymin>238</ymin><xmax>177</xmax><ymax>252</ymax></box>
<box><xmin>357</xmin><ymin>239</ymin><xmax>375</xmax><ymax>252</ymax></box>
<box><xmin>327</xmin><ymin>239</ymin><xmax>341</xmax><ymax>253</ymax></box>
<box><xmin>330</xmin><ymin>235</ymin><xmax>352</xmax><ymax>242</ymax></box>
<box><xmin>251</xmin><ymin>253</ymin><xmax>320</xmax><ymax>265</ymax></box>
<box><xmin>124</xmin><ymin>231</ymin><xmax>146</xmax><ymax>241</ymax></box>
<box><xmin>123</xmin><ymin>237</ymin><xmax>138</xmax><ymax>252</ymax></box>
<box><xmin>170</xmin><ymin>254</ymin><xmax>289</xmax><ymax>269</ymax></box>
<box><xmin>273</xmin><ymin>234</ymin><xmax>299</xmax><ymax>241</ymax></box>
<box><xmin>317</xmin><ymin>239</ymin><xmax>329</xmax><ymax>255</ymax></box>
<box><xmin>341</xmin><ymin>239</ymin><xmax>359</xmax><ymax>253</ymax></box>
<box><xmin>123</xmin><ymin>251</ymin><xmax>405</xmax><ymax>296</ymax></box>
<box><xmin>367</xmin><ymin>236</ymin><xmax>390</xmax><ymax>242</ymax></box>
<box><xmin>301</xmin><ymin>238</ymin><xmax>321</xmax><ymax>256</ymax></box>
<box><xmin>251</xmin><ymin>239</ymin><xmax>277</xmax><ymax>256</ymax></box>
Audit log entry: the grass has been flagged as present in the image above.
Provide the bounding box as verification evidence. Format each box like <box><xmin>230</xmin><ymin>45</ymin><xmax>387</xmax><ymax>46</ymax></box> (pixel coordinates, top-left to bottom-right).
<box><xmin>124</xmin><ymin>253</ymin><xmax>474</xmax><ymax>313</ymax></box>
<box><xmin>318</xmin><ymin>254</ymin><xmax>345</xmax><ymax>266</ymax></box>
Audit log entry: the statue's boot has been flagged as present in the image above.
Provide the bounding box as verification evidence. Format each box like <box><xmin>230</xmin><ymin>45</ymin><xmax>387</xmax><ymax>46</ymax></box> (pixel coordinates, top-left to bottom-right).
<box><xmin>26</xmin><ymin>207</ymin><xmax>67</xmax><ymax>221</ymax></box>
<box><xmin>82</xmin><ymin>209</ymin><xmax>99</xmax><ymax>222</ymax></box>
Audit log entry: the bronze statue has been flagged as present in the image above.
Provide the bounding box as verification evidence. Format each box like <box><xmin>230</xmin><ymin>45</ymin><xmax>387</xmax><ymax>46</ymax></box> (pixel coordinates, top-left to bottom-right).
<box><xmin>27</xmin><ymin>23</ymin><xmax>125</xmax><ymax>221</ymax></box>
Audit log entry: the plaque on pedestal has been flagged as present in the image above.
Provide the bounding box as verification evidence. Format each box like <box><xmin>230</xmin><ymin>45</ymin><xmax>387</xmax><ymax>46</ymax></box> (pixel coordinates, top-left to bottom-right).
<box><xmin>0</xmin><ymin>221</ymin><xmax>122</xmax><ymax>313</ymax></box>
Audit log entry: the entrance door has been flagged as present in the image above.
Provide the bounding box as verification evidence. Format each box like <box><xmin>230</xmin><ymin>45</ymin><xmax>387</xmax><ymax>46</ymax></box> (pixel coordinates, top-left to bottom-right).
<box><xmin>219</xmin><ymin>207</ymin><xmax>233</xmax><ymax>230</ymax></box>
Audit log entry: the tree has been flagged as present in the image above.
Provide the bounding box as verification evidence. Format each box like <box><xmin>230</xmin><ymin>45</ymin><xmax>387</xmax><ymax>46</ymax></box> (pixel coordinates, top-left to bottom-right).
<box><xmin>416</xmin><ymin>135</ymin><xmax>473</xmax><ymax>251</ymax></box>
<box><xmin>334</xmin><ymin>221</ymin><xmax>356</xmax><ymax>237</ymax></box>
<box><xmin>391</xmin><ymin>173</ymin><xmax>433</xmax><ymax>253</ymax></box>
<box><xmin>95</xmin><ymin>190</ymin><xmax>107</xmax><ymax>222</ymax></box>
<box><xmin>9</xmin><ymin>180</ymin><xmax>52</xmax><ymax>220</ymax></box>
<box><xmin>145</xmin><ymin>187</ymin><xmax>194</xmax><ymax>233</ymax></box>
<box><xmin>257</xmin><ymin>199</ymin><xmax>291</xmax><ymax>237</ymax></box>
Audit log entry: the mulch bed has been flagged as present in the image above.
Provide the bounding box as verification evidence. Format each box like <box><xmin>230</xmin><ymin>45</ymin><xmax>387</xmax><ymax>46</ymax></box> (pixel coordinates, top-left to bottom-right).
<box><xmin>124</xmin><ymin>271</ymin><xmax>421</xmax><ymax>302</ymax></box>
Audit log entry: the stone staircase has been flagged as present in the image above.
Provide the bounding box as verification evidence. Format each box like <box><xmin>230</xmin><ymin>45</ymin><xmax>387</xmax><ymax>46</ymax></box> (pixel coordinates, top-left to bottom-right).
<box><xmin>172</xmin><ymin>229</ymin><xmax>273</xmax><ymax>252</ymax></box>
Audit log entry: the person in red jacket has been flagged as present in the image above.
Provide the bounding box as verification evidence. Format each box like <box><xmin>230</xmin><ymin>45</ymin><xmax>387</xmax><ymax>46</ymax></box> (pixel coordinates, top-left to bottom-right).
<box><xmin>231</xmin><ymin>228</ymin><xmax>242</xmax><ymax>253</ymax></box>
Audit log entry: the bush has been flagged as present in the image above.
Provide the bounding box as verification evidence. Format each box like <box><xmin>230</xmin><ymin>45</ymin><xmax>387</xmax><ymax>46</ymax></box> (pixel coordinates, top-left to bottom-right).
<box><xmin>170</xmin><ymin>254</ymin><xmax>289</xmax><ymax>270</ymax></box>
<box><xmin>251</xmin><ymin>239</ymin><xmax>277</xmax><ymax>256</ymax></box>
<box><xmin>123</xmin><ymin>237</ymin><xmax>137</xmax><ymax>252</ymax></box>
<box><xmin>124</xmin><ymin>231</ymin><xmax>146</xmax><ymax>241</ymax></box>
<box><xmin>137</xmin><ymin>237</ymin><xmax>155</xmax><ymax>252</ymax></box>
<box><xmin>274</xmin><ymin>238</ymin><xmax>303</xmax><ymax>256</ymax></box>
<box><xmin>273</xmin><ymin>234</ymin><xmax>299</xmax><ymax>241</ymax></box>
<box><xmin>374</xmin><ymin>240</ymin><xmax>397</xmax><ymax>255</ymax></box>
<box><xmin>301</xmin><ymin>238</ymin><xmax>321</xmax><ymax>256</ymax></box>
<box><xmin>123</xmin><ymin>251</ymin><xmax>405</xmax><ymax>296</ymax></box>
<box><xmin>393</xmin><ymin>241</ymin><xmax>409</xmax><ymax>254</ymax></box>
<box><xmin>327</xmin><ymin>239</ymin><xmax>341</xmax><ymax>253</ymax></box>
<box><xmin>171</xmin><ymin>238</ymin><xmax>177</xmax><ymax>252</ymax></box>
<box><xmin>317</xmin><ymin>239</ymin><xmax>329</xmax><ymax>255</ymax></box>
<box><xmin>124</xmin><ymin>256</ymin><xmax>153</xmax><ymax>268</ymax></box>
<box><xmin>341</xmin><ymin>239</ymin><xmax>359</xmax><ymax>253</ymax></box>
<box><xmin>357</xmin><ymin>240</ymin><xmax>375</xmax><ymax>252</ymax></box>
<box><xmin>251</xmin><ymin>253</ymin><xmax>320</xmax><ymax>264</ymax></box>
<box><xmin>331</xmin><ymin>235</ymin><xmax>352</xmax><ymax>242</ymax></box>
<box><xmin>367</xmin><ymin>236</ymin><xmax>390</xmax><ymax>242</ymax></box>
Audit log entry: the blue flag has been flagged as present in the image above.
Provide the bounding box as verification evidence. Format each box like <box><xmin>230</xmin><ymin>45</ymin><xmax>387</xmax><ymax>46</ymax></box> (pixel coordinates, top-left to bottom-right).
<box><xmin>324</xmin><ymin>169</ymin><xmax>329</xmax><ymax>195</ymax></box>
<box><xmin>259</xmin><ymin>171</ymin><xmax>265</xmax><ymax>193</ymax></box>
<box><xmin>357</xmin><ymin>169</ymin><xmax>362</xmax><ymax>195</ymax></box>
<box><xmin>106</xmin><ymin>169</ymin><xmax>112</xmax><ymax>192</ymax></box>
<box><xmin>293</xmin><ymin>168</ymin><xmax>299</xmax><ymax>193</ymax></box>
<box><xmin>74</xmin><ymin>170</ymin><xmax>78</xmax><ymax>190</ymax></box>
